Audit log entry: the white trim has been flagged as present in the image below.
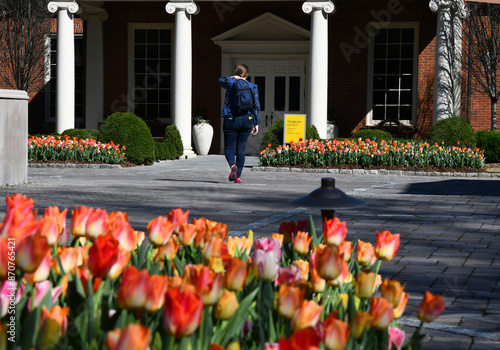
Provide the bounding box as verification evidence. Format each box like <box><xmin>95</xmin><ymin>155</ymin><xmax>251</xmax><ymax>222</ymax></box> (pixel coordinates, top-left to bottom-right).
<box><xmin>127</xmin><ymin>23</ymin><xmax>174</xmax><ymax>122</ymax></box>
<box><xmin>365</xmin><ymin>21</ymin><xmax>419</xmax><ymax>126</ymax></box>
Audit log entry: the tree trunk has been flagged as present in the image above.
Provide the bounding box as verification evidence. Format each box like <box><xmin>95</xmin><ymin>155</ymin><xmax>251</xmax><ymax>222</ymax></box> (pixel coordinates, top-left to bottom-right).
<box><xmin>492</xmin><ymin>99</ymin><xmax>498</xmax><ymax>131</ymax></box>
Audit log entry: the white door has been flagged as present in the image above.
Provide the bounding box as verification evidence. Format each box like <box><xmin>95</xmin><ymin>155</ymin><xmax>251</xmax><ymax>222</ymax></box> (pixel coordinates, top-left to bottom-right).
<box><xmin>236</xmin><ymin>60</ymin><xmax>306</xmax><ymax>155</ymax></box>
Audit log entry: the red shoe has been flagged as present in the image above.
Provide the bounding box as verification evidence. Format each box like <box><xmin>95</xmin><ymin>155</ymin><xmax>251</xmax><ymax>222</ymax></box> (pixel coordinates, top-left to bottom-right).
<box><xmin>235</xmin><ymin>178</ymin><xmax>242</xmax><ymax>183</ymax></box>
<box><xmin>229</xmin><ymin>165</ymin><xmax>238</xmax><ymax>182</ymax></box>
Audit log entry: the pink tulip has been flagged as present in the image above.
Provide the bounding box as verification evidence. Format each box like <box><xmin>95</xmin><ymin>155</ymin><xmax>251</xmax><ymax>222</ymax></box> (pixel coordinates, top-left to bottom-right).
<box><xmin>388</xmin><ymin>327</ymin><xmax>405</xmax><ymax>350</ymax></box>
<box><xmin>251</xmin><ymin>249</ymin><xmax>280</xmax><ymax>282</ymax></box>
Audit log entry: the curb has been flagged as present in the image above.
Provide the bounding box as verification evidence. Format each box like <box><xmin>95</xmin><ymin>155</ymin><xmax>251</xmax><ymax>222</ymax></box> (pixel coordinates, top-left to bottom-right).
<box><xmin>251</xmin><ymin>166</ymin><xmax>500</xmax><ymax>178</ymax></box>
<box><xmin>29</xmin><ymin>163</ymin><xmax>122</xmax><ymax>169</ymax></box>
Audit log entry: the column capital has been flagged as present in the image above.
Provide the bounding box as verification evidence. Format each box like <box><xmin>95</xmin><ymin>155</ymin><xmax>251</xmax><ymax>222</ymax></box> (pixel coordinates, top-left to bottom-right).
<box><xmin>79</xmin><ymin>4</ymin><xmax>108</xmax><ymax>22</ymax></box>
<box><xmin>429</xmin><ymin>0</ymin><xmax>467</xmax><ymax>18</ymax></box>
<box><xmin>302</xmin><ymin>1</ymin><xmax>336</xmax><ymax>15</ymax></box>
<box><xmin>166</xmin><ymin>1</ymin><xmax>199</xmax><ymax>15</ymax></box>
<box><xmin>48</xmin><ymin>1</ymin><xmax>79</xmax><ymax>14</ymax></box>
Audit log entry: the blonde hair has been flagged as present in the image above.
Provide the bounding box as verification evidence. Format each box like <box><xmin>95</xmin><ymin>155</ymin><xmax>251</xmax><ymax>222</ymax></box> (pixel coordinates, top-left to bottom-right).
<box><xmin>235</xmin><ymin>64</ymin><xmax>249</xmax><ymax>78</ymax></box>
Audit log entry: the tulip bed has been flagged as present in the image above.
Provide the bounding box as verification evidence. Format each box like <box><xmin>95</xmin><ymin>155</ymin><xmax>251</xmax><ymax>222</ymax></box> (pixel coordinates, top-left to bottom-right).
<box><xmin>259</xmin><ymin>138</ymin><xmax>485</xmax><ymax>169</ymax></box>
<box><xmin>28</xmin><ymin>135</ymin><xmax>126</xmax><ymax>164</ymax></box>
<box><xmin>0</xmin><ymin>194</ymin><xmax>446</xmax><ymax>350</ymax></box>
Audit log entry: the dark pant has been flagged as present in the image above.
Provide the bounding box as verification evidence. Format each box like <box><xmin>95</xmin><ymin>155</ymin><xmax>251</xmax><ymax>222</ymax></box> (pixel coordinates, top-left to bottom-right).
<box><xmin>223</xmin><ymin>115</ymin><xmax>254</xmax><ymax>178</ymax></box>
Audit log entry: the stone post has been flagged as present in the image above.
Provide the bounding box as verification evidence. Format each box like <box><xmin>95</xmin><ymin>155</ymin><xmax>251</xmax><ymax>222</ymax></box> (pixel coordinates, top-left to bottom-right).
<box><xmin>166</xmin><ymin>0</ymin><xmax>199</xmax><ymax>158</ymax></box>
<box><xmin>0</xmin><ymin>90</ymin><xmax>28</xmax><ymax>186</ymax></box>
<box><xmin>80</xmin><ymin>5</ymin><xmax>108</xmax><ymax>130</ymax></box>
<box><xmin>303</xmin><ymin>0</ymin><xmax>335</xmax><ymax>139</ymax></box>
<box><xmin>48</xmin><ymin>1</ymin><xmax>79</xmax><ymax>133</ymax></box>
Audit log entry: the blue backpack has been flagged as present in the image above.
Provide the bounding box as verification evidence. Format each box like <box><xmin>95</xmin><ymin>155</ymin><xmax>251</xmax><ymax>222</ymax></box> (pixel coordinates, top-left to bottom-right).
<box><xmin>230</xmin><ymin>79</ymin><xmax>255</xmax><ymax>116</ymax></box>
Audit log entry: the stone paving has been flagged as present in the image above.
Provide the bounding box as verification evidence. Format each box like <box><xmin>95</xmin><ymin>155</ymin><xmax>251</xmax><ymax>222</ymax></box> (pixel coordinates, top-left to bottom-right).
<box><xmin>2</xmin><ymin>155</ymin><xmax>500</xmax><ymax>349</ymax></box>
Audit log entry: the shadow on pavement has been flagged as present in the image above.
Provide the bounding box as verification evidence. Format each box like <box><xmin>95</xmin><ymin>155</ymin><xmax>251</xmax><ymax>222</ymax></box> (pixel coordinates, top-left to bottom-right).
<box><xmin>402</xmin><ymin>179</ymin><xmax>500</xmax><ymax>196</ymax></box>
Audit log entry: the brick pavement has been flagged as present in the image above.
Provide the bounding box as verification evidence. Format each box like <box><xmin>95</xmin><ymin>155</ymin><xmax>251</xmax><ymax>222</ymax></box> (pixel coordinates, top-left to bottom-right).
<box><xmin>1</xmin><ymin>155</ymin><xmax>499</xmax><ymax>349</ymax></box>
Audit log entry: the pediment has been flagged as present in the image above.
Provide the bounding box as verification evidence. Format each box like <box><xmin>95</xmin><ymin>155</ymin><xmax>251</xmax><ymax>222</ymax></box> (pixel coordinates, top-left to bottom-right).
<box><xmin>212</xmin><ymin>12</ymin><xmax>309</xmax><ymax>43</ymax></box>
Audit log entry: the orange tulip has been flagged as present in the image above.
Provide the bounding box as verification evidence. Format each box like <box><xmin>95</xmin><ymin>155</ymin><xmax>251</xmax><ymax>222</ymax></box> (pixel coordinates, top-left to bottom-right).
<box><xmin>184</xmin><ymin>264</ymin><xmax>223</xmax><ymax>306</ymax></box>
<box><xmin>417</xmin><ymin>291</ymin><xmax>445</xmax><ymax>323</ymax></box>
<box><xmin>279</xmin><ymin>327</ymin><xmax>321</xmax><ymax>350</ymax></box>
<box><xmin>6</xmin><ymin>193</ymin><xmax>34</xmax><ymax>214</ymax></box>
<box><xmin>210</xmin><ymin>344</ymin><xmax>225</xmax><ymax>350</ymax></box>
<box><xmin>15</xmin><ymin>233</ymin><xmax>51</xmax><ymax>273</ymax></box>
<box><xmin>271</xmin><ymin>233</ymin><xmax>284</xmax><ymax>247</ymax></box>
<box><xmin>147</xmin><ymin>216</ymin><xmax>176</xmax><ymax>247</ymax></box>
<box><xmin>278</xmin><ymin>285</ymin><xmax>305</xmax><ymax>319</ymax></box>
<box><xmin>323</xmin><ymin>217</ymin><xmax>347</xmax><ymax>247</ymax></box>
<box><xmin>291</xmin><ymin>300</ymin><xmax>322</xmax><ymax>330</ymax></box>
<box><xmin>167</xmin><ymin>208</ymin><xmax>189</xmax><ymax>234</ymax></box>
<box><xmin>350</xmin><ymin>311</ymin><xmax>372</xmax><ymax>339</ymax></box>
<box><xmin>323</xmin><ymin>316</ymin><xmax>350</xmax><ymax>350</ymax></box>
<box><xmin>356</xmin><ymin>240</ymin><xmax>377</xmax><ymax>267</ymax></box>
<box><xmin>85</xmin><ymin>208</ymin><xmax>109</xmax><ymax>240</ymax></box>
<box><xmin>117</xmin><ymin>266</ymin><xmax>150</xmax><ymax>310</ymax></box>
<box><xmin>40</xmin><ymin>305</ymin><xmax>69</xmax><ymax>335</ymax></box>
<box><xmin>293</xmin><ymin>259</ymin><xmax>309</xmax><ymax>281</ymax></box>
<box><xmin>107</xmin><ymin>249</ymin><xmax>131</xmax><ymax>280</ymax></box>
<box><xmin>310</xmin><ymin>268</ymin><xmax>326</xmax><ymax>293</ymax></box>
<box><xmin>203</xmin><ymin>236</ymin><xmax>224</xmax><ymax>262</ymax></box>
<box><xmin>338</xmin><ymin>241</ymin><xmax>353</xmax><ymax>262</ymax></box>
<box><xmin>104</xmin><ymin>323</ymin><xmax>151</xmax><ymax>350</ymax></box>
<box><xmin>0</xmin><ymin>237</ymin><xmax>8</xmax><ymax>281</ymax></box>
<box><xmin>375</xmin><ymin>230</ymin><xmax>400</xmax><ymax>261</ymax></box>
<box><xmin>224</xmin><ymin>257</ymin><xmax>248</xmax><ymax>292</ymax></box>
<box><xmin>179</xmin><ymin>223</ymin><xmax>197</xmax><ymax>246</ymax></box>
<box><xmin>215</xmin><ymin>290</ymin><xmax>239</xmax><ymax>320</ymax></box>
<box><xmin>191</xmin><ymin>218</ymin><xmax>207</xmax><ymax>248</ymax></box>
<box><xmin>205</xmin><ymin>219</ymin><xmax>228</xmax><ymax>241</ymax></box>
<box><xmin>354</xmin><ymin>270</ymin><xmax>378</xmax><ymax>299</ymax></box>
<box><xmin>71</xmin><ymin>205</ymin><xmax>92</xmax><ymax>237</ymax></box>
<box><xmin>315</xmin><ymin>245</ymin><xmax>343</xmax><ymax>281</ymax></box>
<box><xmin>393</xmin><ymin>291</ymin><xmax>409</xmax><ymax>319</ymax></box>
<box><xmin>24</xmin><ymin>250</ymin><xmax>52</xmax><ymax>283</ymax></box>
<box><xmin>109</xmin><ymin>220</ymin><xmax>138</xmax><ymax>252</ymax></box>
<box><xmin>156</xmin><ymin>235</ymin><xmax>180</xmax><ymax>261</ymax></box>
<box><xmin>381</xmin><ymin>279</ymin><xmax>405</xmax><ymax>308</ymax></box>
<box><xmin>293</xmin><ymin>231</ymin><xmax>313</xmax><ymax>257</ymax></box>
<box><xmin>52</xmin><ymin>247</ymin><xmax>80</xmax><ymax>276</ymax></box>
<box><xmin>330</xmin><ymin>260</ymin><xmax>352</xmax><ymax>287</ymax></box>
<box><xmin>163</xmin><ymin>286</ymin><xmax>203</xmax><ymax>337</ymax></box>
<box><xmin>144</xmin><ymin>274</ymin><xmax>169</xmax><ymax>313</ymax></box>
<box><xmin>43</xmin><ymin>206</ymin><xmax>68</xmax><ymax>245</ymax></box>
<box><xmin>88</xmin><ymin>234</ymin><xmax>119</xmax><ymax>278</ymax></box>
<box><xmin>0</xmin><ymin>208</ymin><xmax>41</xmax><ymax>243</ymax></box>
<box><xmin>369</xmin><ymin>297</ymin><xmax>394</xmax><ymax>330</ymax></box>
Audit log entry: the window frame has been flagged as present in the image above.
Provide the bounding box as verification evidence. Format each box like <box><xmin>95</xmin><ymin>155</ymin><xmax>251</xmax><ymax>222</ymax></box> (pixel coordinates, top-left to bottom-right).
<box><xmin>365</xmin><ymin>22</ymin><xmax>419</xmax><ymax>126</ymax></box>
<box><xmin>127</xmin><ymin>23</ymin><xmax>174</xmax><ymax>122</ymax></box>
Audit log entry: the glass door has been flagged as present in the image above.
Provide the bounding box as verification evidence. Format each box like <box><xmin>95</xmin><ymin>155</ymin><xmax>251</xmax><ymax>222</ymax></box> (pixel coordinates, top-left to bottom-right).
<box><xmin>238</xmin><ymin>60</ymin><xmax>305</xmax><ymax>155</ymax></box>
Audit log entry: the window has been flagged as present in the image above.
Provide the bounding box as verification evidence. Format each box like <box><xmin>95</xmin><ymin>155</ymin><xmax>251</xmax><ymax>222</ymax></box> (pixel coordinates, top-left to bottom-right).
<box><xmin>46</xmin><ymin>34</ymin><xmax>84</xmax><ymax>126</ymax></box>
<box><xmin>368</xmin><ymin>25</ymin><xmax>417</xmax><ymax>124</ymax></box>
<box><xmin>130</xmin><ymin>26</ymin><xmax>172</xmax><ymax>121</ymax></box>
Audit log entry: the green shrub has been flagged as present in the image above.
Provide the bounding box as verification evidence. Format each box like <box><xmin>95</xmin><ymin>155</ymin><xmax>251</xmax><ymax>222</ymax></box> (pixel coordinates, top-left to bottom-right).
<box><xmin>476</xmin><ymin>130</ymin><xmax>500</xmax><ymax>163</ymax></box>
<box><xmin>62</xmin><ymin>128</ymin><xmax>99</xmax><ymax>140</ymax></box>
<box><xmin>155</xmin><ymin>140</ymin><xmax>169</xmax><ymax>161</ymax></box>
<box><xmin>351</xmin><ymin>129</ymin><xmax>393</xmax><ymax>142</ymax></box>
<box><xmin>98</xmin><ymin>112</ymin><xmax>156</xmax><ymax>165</ymax></box>
<box><xmin>260</xmin><ymin>119</ymin><xmax>321</xmax><ymax>151</ymax></box>
<box><xmin>426</xmin><ymin>117</ymin><xmax>476</xmax><ymax>147</ymax></box>
<box><xmin>164</xmin><ymin>124</ymin><xmax>184</xmax><ymax>159</ymax></box>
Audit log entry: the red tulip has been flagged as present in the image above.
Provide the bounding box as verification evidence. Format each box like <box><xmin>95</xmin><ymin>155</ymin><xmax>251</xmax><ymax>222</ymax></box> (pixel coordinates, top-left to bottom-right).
<box><xmin>88</xmin><ymin>234</ymin><xmax>119</xmax><ymax>278</ymax></box>
<box><xmin>107</xmin><ymin>249</ymin><xmax>131</xmax><ymax>280</ymax></box>
<box><xmin>163</xmin><ymin>286</ymin><xmax>203</xmax><ymax>337</ymax></box>
<box><xmin>144</xmin><ymin>274</ymin><xmax>169</xmax><ymax>313</ymax></box>
<box><xmin>279</xmin><ymin>327</ymin><xmax>321</xmax><ymax>350</ymax></box>
<box><xmin>278</xmin><ymin>220</ymin><xmax>296</xmax><ymax>244</ymax></box>
<box><xmin>184</xmin><ymin>264</ymin><xmax>223</xmax><ymax>306</ymax></box>
<box><xmin>85</xmin><ymin>208</ymin><xmax>109</xmax><ymax>240</ymax></box>
<box><xmin>109</xmin><ymin>219</ymin><xmax>139</xmax><ymax>252</ymax></box>
<box><xmin>147</xmin><ymin>216</ymin><xmax>176</xmax><ymax>247</ymax></box>
<box><xmin>323</xmin><ymin>217</ymin><xmax>347</xmax><ymax>247</ymax></box>
<box><xmin>117</xmin><ymin>266</ymin><xmax>150</xmax><ymax>310</ymax></box>
<box><xmin>167</xmin><ymin>208</ymin><xmax>189</xmax><ymax>234</ymax></box>
<box><xmin>375</xmin><ymin>231</ymin><xmax>400</xmax><ymax>261</ymax></box>
<box><xmin>278</xmin><ymin>265</ymin><xmax>302</xmax><ymax>286</ymax></box>
<box><xmin>0</xmin><ymin>208</ymin><xmax>41</xmax><ymax>243</ymax></box>
<box><xmin>417</xmin><ymin>291</ymin><xmax>445</xmax><ymax>323</ymax></box>
<box><xmin>5</xmin><ymin>193</ymin><xmax>34</xmax><ymax>214</ymax></box>
<box><xmin>0</xmin><ymin>237</ymin><xmax>8</xmax><ymax>281</ymax></box>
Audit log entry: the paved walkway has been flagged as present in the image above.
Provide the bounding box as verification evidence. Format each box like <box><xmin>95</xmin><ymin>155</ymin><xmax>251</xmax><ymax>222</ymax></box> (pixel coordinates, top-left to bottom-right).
<box><xmin>2</xmin><ymin>155</ymin><xmax>500</xmax><ymax>349</ymax></box>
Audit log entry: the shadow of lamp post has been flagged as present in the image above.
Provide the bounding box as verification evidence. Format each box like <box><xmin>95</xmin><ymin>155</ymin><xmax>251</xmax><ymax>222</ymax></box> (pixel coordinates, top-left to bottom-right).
<box><xmin>288</xmin><ymin>177</ymin><xmax>366</xmax><ymax>221</ymax></box>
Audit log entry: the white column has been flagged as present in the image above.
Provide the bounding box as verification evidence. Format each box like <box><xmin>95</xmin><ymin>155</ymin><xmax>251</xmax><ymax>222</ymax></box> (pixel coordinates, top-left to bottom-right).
<box><xmin>48</xmin><ymin>1</ymin><xmax>79</xmax><ymax>133</ymax></box>
<box><xmin>81</xmin><ymin>6</ymin><xmax>108</xmax><ymax>130</ymax></box>
<box><xmin>166</xmin><ymin>1</ymin><xmax>199</xmax><ymax>158</ymax></box>
<box><xmin>452</xmin><ymin>2</ymin><xmax>468</xmax><ymax>117</ymax></box>
<box><xmin>303</xmin><ymin>1</ymin><xmax>335</xmax><ymax>139</ymax></box>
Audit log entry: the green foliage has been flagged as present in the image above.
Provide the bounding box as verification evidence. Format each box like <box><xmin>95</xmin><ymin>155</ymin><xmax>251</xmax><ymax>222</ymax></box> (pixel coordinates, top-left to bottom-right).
<box><xmin>62</xmin><ymin>128</ymin><xmax>99</xmax><ymax>140</ymax></box>
<box><xmin>164</xmin><ymin>124</ymin><xmax>184</xmax><ymax>159</ymax></box>
<box><xmin>98</xmin><ymin>112</ymin><xmax>156</xmax><ymax>165</ymax></box>
<box><xmin>351</xmin><ymin>129</ymin><xmax>393</xmax><ymax>141</ymax></box>
<box><xmin>260</xmin><ymin>118</ymin><xmax>320</xmax><ymax>151</ymax></box>
<box><xmin>155</xmin><ymin>140</ymin><xmax>178</xmax><ymax>161</ymax></box>
<box><xmin>476</xmin><ymin>130</ymin><xmax>500</xmax><ymax>163</ymax></box>
<box><xmin>426</xmin><ymin>117</ymin><xmax>476</xmax><ymax>147</ymax></box>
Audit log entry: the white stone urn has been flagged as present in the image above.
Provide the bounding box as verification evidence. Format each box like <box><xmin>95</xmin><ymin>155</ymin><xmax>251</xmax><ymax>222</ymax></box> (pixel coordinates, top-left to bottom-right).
<box><xmin>192</xmin><ymin>121</ymin><xmax>213</xmax><ymax>155</ymax></box>
<box><xmin>327</xmin><ymin>123</ymin><xmax>339</xmax><ymax>139</ymax></box>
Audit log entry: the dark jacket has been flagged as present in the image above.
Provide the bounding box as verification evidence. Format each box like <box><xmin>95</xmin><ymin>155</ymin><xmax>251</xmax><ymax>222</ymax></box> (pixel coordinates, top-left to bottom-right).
<box><xmin>219</xmin><ymin>76</ymin><xmax>261</xmax><ymax>125</ymax></box>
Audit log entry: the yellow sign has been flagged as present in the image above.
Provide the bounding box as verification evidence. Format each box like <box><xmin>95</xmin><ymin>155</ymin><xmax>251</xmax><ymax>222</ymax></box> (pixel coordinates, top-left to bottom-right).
<box><xmin>284</xmin><ymin>114</ymin><xmax>306</xmax><ymax>144</ymax></box>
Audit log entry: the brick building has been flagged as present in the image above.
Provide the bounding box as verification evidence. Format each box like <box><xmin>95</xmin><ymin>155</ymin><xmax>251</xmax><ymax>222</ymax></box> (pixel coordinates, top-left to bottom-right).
<box><xmin>1</xmin><ymin>0</ymin><xmax>493</xmax><ymax>156</ymax></box>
